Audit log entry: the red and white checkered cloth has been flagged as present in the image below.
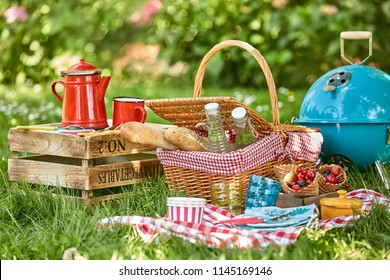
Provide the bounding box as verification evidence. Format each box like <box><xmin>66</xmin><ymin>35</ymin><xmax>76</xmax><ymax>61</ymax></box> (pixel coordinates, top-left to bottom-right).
<box><xmin>283</xmin><ymin>132</ymin><xmax>324</xmax><ymax>163</ymax></box>
<box><xmin>98</xmin><ymin>189</ymin><xmax>389</xmax><ymax>250</ymax></box>
<box><xmin>157</xmin><ymin>132</ymin><xmax>323</xmax><ymax>175</ymax></box>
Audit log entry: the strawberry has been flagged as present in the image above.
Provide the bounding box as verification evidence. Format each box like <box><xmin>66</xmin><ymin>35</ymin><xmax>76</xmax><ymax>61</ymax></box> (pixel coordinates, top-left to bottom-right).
<box><xmin>330</xmin><ymin>164</ymin><xmax>343</xmax><ymax>176</ymax></box>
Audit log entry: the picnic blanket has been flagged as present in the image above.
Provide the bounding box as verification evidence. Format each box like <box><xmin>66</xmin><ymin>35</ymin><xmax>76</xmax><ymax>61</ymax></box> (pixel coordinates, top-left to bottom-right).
<box><xmin>98</xmin><ymin>189</ymin><xmax>389</xmax><ymax>250</ymax></box>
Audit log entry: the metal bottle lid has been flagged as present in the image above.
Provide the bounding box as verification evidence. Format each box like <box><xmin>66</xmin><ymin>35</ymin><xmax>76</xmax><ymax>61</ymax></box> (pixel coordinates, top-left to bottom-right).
<box><xmin>232</xmin><ymin>107</ymin><xmax>247</xmax><ymax>120</ymax></box>
<box><xmin>204</xmin><ymin>102</ymin><xmax>220</xmax><ymax>114</ymax></box>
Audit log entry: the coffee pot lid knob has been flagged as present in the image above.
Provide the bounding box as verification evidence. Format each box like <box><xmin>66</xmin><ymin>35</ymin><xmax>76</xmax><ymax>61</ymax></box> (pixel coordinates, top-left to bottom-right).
<box><xmin>60</xmin><ymin>58</ymin><xmax>101</xmax><ymax>76</ymax></box>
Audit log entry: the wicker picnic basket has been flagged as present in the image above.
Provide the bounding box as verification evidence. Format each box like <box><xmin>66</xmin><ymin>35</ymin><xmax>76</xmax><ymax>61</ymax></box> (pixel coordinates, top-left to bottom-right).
<box><xmin>145</xmin><ymin>40</ymin><xmax>322</xmax><ymax>206</ymax></box>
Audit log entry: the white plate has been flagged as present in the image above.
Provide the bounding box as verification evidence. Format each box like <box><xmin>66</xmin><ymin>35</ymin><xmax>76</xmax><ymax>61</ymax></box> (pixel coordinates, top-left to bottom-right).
<box><xmin>236</xmin><ymin>204</ymin><xmax>317</xmax><ymax>228</ymax></box>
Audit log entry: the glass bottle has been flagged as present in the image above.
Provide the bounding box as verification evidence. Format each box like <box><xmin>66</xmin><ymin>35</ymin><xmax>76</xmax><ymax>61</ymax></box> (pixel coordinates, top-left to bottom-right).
<box><xmin>204</xmin><ymin>102</ymin><xmax>232</xmax><ymax>153</ymax></box>
<box><xmin>231</xmin><ymin>107</ymin><xmax>257</xmax><ymax>149</ymax></box>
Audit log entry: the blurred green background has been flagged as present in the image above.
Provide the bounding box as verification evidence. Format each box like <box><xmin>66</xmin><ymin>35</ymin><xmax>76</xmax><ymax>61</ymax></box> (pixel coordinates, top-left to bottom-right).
<box><xmin>1</xmin><ymin>0</ymin><xmax>389</xmax><ymax>87</ymax></box>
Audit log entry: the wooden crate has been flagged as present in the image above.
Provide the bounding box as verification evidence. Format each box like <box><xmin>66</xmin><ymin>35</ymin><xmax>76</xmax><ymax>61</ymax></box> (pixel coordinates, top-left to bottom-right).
<box><xmin>8</xmin><ymin>123</ymin><xmax>165</xmax><ymax>204</ymax></box>
<box><xmin>275</xmin><ymin>191</ymin><xmax>339</xmax><ymax>208</ymax></box>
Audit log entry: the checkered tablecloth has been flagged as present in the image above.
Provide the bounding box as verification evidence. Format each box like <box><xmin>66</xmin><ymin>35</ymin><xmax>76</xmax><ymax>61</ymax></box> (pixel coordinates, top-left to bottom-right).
<box><xmin>156</xmin><ymin>132</ymin><xmax>323</xmax><ymax>175</ymax></box>
<box><xmin>98</xmin><ymin>189</ymin><xmax>389</xmax><ymax>250</ymax></box>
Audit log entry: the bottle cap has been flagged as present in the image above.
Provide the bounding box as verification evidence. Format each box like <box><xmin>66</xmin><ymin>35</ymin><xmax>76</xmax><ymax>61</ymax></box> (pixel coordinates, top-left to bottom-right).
<box><xmin>204</xmin><ymin>102</ymin><xmax>220</xmax><ymax>114</ymax></box>
<box><xmin>232</xmin><ymin>107</ymin><xmax>247</xmax><ymax>120</ymax></box>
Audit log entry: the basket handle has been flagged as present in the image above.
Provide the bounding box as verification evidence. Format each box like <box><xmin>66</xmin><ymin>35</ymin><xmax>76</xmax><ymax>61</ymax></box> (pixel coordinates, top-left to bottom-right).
<box><xmin>193</xmin><ymin>40</ymin><xmax>280</xmax><ymax>127</ymax></box>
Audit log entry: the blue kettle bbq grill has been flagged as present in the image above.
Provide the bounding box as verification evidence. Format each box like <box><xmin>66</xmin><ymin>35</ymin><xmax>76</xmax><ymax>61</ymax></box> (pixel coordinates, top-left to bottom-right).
<box><xmin>294</xmin><ymin>31</ymin><xmax>390</xmax><ymax>171</ymax></box>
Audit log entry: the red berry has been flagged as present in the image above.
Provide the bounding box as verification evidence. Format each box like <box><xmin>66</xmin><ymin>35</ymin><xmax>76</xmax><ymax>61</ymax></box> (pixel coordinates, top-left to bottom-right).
<box><xmin>326</xmin><ymin>174</ymin><xmax>336</xmax><ymax>184</ymax></box>
<box><xmin>305</xmin><ymin>179</ymin><xmax>313</xmax><ymax>185</ymax></box>
<box><xmin>292</xmin><ymin>184</ymin><xmax>301</xmax><ymax>191</ymax></box>
<box><xmin>345</xmin><ymin>183</ymin><xmax>351</xmax><ymax>189</ymax></box>
<box><xmin>306</xmin><ymin>170</ymin><xmax>316</xmax><ymax>180</ymax></box>
<box><xmin>336</xmin><ymin>175</ymin><xmax>345</xmax><ymax>183</ymax></box>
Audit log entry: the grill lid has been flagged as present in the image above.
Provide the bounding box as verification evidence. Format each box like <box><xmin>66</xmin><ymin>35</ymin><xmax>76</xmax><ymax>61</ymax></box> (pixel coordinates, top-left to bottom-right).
<box><xmin>297</xmin><ymin>64</ymin><xmax>390</xmax><ymax>123</ymax></box>
<box><xmin>296</xmin><ymin>31</ymin><xmax>390</xmax><ymax>124</ymax></box>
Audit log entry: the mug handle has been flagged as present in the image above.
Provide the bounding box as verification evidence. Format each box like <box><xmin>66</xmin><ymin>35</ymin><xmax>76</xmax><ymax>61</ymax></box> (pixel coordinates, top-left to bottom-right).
<box><xmin>51</xmin><ymin>81</ymin><xmax>64</xmax><ymax>103</ymax></box>
<box><xmin>136</xmin><ymin>107</ymin><xmax>147</xmax><ymax>123</ymax></box>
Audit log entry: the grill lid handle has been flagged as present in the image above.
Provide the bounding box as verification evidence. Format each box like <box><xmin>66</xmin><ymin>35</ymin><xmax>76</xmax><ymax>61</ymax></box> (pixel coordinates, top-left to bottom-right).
<box><xmin>340</xmin><ymin>31</ymin><xmax>372</xmax><ymax>65</ymax></box>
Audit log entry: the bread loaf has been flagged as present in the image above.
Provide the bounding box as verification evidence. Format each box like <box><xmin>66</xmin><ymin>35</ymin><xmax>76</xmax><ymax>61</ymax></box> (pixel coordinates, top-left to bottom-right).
<box><xmin>165</xmin><ymin>127</ymin><xmax>207</xmax><ymax>151</ymax></box>
<box><xmin>120</xmin><ymin>122</ymin><xmax>178</xmax><ymax>150</ymax></box>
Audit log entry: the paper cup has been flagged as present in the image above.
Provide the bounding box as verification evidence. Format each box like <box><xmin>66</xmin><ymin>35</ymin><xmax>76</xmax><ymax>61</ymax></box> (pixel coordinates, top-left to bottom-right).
<box><xmin>167</xmin><ymin>197</ymin><xmax>206</xmax><ymax>223</ymax></box>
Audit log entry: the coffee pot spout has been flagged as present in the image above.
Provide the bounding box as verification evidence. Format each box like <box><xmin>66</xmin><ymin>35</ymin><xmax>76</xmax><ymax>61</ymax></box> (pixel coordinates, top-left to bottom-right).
<box><xmin>98</xmin><ymin>76</ymin><xmax>111</xmax><ymax>99</ymax></box>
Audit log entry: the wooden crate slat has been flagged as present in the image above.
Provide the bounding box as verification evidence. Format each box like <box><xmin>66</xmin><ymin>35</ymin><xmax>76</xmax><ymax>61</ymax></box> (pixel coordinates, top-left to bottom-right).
<box><xmin>8</xmin><ymin>129</ymin><xmax>88</xmax><ymax>158</ymax></box>
<box><xmin>8</xmin><ymin>156</ymin><xmax>88</xmax><ymax>189</ymax></box>
<box><xmin>85</xmin><ymin>134</ymin><xmax>157</xmax><ymax>159</ymax></box>
<box><xmin>8</xmin><ymin>153</ymin><xmax>162</xmax><ymax>191</ymax></box>
<box><xmin>87</xmin><ymin>157</ymin><xmax>163</xmax><ymax>189</ymax></box>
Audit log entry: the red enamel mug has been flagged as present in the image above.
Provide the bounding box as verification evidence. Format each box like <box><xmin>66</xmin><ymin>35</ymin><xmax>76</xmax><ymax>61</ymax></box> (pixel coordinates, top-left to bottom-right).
<box><xmin>112</xmin><ymin>97</ymin><xmax>147</xmax><ymax>127</ymax></box>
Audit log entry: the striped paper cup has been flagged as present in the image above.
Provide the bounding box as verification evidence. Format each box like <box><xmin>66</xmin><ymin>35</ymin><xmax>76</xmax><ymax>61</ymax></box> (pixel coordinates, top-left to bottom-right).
<box><xmin>167</xmin><ymin>197</ymin><xmax>206</xmax><ymax>224</ymax></box>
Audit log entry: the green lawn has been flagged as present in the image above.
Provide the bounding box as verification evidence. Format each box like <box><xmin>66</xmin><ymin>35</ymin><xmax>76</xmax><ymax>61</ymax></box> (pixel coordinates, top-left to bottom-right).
<box><xmin>0</xmin><ymin>81</ymin><xmax>389</xmax><ymax>260</ymax></box>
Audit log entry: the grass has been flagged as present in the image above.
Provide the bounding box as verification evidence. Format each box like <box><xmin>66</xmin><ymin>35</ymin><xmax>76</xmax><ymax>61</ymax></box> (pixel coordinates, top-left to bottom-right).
<box><xmin>0</xmin><ymin>80</ymin><xmax>389</xmax><ymax>260</ymax></box>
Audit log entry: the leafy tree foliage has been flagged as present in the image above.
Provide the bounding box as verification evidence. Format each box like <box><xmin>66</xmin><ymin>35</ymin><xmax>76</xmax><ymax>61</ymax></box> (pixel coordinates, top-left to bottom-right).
<box><xmin>0</xmin><ymin>0</ymin><xmax>139</xmax><ymax>84</ymax></box>
<box><xmin>145</xmin><ymin>0</ymin><xmax>390</xmax><ymax>89</ymax></box>
<box><xmin>1</xmin><ymin>0</ymin><xmax>389</xmax><ymax>90</ymax></box>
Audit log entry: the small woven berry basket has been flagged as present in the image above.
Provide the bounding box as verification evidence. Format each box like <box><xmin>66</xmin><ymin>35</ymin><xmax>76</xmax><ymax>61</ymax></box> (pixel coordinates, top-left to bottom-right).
<box><xmin>280</xmin><ymin>170</ymin><xmax>320</xmax><ymax>198</ymax></box>
<box><xmin>318</xmin><ymin>164</ymin><xmax>347</xmax><ymax>194</ymax></box>
<box><xmin>146</xmin><ymin>40</ymin><xmax>323</xmax><ymax>207</ymax></box>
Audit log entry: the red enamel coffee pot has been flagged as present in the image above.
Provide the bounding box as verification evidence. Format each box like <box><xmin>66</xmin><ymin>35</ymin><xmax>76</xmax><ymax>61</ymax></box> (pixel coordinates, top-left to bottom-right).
<box><xmin>51</xmin><ymin>58</ymin><xmax>110</xmax><ymax>129</ymax></box>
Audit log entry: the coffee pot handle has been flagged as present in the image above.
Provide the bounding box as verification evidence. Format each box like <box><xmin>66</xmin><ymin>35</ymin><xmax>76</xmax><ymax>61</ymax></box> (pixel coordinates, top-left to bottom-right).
<box><xmin>136</xmin><ymin>107</ymin><xmax>147</xmax><ymax>123</ymax></box>
<box><xmin>51</xmin><ymin>81</ymin><xmax>64</xmax><ymax>103</ymax></box>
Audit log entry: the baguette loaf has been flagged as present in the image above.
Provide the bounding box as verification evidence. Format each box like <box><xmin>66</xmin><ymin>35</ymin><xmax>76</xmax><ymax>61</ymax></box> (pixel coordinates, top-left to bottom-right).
<box><xmin>120</xmin><ymin>122</ymin><xmax>178</xmax><ymax>150</ymax></box>
<box><xmin>165</xmin><ymin>127</ymin><xmax>208</xmax><ymax>151</ymax></box>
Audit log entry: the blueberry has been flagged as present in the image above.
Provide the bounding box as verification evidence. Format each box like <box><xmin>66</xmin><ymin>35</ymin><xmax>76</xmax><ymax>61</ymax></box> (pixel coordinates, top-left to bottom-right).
<box><xmin>298</xmin><ymin>180</ymin><xmax>306</xmax><ymax>187</ymax></box>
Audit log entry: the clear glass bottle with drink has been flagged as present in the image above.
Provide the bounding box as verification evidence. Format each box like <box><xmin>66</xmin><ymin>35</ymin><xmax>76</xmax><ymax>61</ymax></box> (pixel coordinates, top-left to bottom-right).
<box><xmin>231</xmin><ymin>107</ymin><xmax>257</xmax><ymax>150</ymax></box>
<box><xmin>204</xmin><ymin>102</ymin><xmax>232</xmax><ymax>153</ymax></box>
